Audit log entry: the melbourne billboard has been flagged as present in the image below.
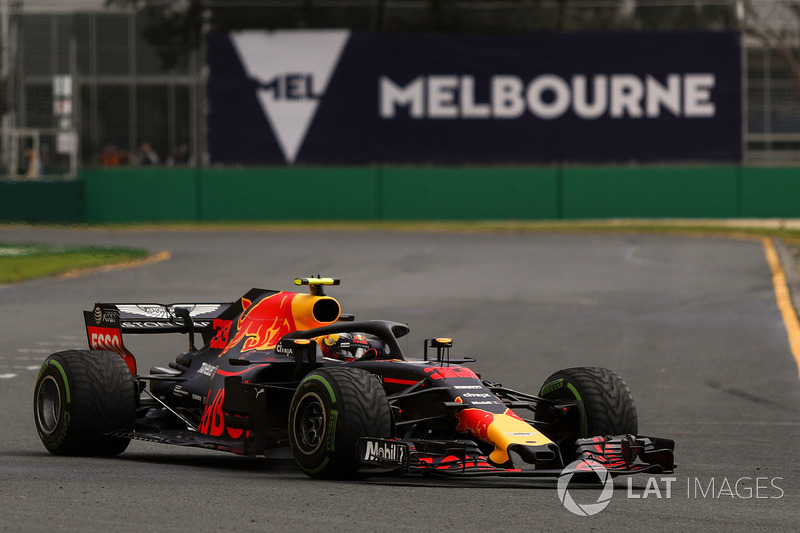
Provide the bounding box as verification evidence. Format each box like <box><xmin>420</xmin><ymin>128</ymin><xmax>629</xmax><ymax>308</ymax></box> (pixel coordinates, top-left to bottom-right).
<box><xmin>208</xmin><ymin>31</ymin><xmax>742</xmax><ymax>164</ymax></box>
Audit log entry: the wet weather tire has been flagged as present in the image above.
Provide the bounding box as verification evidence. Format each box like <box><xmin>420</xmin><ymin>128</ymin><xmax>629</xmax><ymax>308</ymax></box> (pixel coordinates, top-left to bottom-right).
<box><xmin>33</xmin><ymin>350</ymin><xmax>136</xmax><ymax>456</ymax></box>
<box><xmin>538</xmin><ymin>366</ymin><xmax>638</xmax><ymax>439</ymax></box>
<box><xmin>289</xmin><ymin>367</ymin><xmax>391</xmax><ymax>479</ymax></box>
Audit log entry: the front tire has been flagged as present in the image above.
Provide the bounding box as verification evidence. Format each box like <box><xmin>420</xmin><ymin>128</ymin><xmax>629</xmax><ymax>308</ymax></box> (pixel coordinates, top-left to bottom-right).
<box><xmin>538</xmin><ymin>367</ymin><xmax>638</xmax><ymax>450</ymax></box>
<box><xmin>33</xmin><ymin>350</ymin><xmax>136</xmax><ymax>456</ymax></box>
<box><xmin>289</xmin><ymin>367</ymin><xmax>391</xmax><ymax>479</ymax></box>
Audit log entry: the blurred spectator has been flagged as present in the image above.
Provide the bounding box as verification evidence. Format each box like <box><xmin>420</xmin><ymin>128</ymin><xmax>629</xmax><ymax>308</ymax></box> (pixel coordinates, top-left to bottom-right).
<box><xmin>122</xmin><ymin>149</ymin><xmax>137</xmax><ymax>166</ymax></box>
<box><xmin>24</xmin><ymin>148</ymin><xmax>42</xmax><ymax>178</ymax></box>
<box><xmin>40</xmin><ymin>144</ymin><xmax>51</xmax><ymax>173</ymax></box>
<box><xmin>167</xmin><ymin>143</ymin><xmax>190</xmax><ymax>166</ymax></box>
<box><xmin>99</xmin><ymin>144</ymin><xmax>120</xmax><ymax>167</ymax></box>
<box><xmin>137</xmin><ymin>142</ymin><xmax>160</xmax><ymax>166</ymax></box>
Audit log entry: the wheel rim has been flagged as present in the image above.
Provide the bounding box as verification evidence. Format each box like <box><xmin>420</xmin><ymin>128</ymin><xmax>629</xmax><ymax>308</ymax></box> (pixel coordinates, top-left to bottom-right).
<box><xmin>293</xmin><ymin>391</ymin><xmax>327</xmax><ymax>455</ymax></box>
<box><xmin>36</xmin><ymin>376</ymin><xmax>62</xmax><ymax>435</ymax></box>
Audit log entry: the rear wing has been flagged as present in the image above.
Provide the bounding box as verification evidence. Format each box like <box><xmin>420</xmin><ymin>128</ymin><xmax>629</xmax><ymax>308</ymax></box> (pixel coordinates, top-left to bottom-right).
<box><xmin>84</xmin><ymin>303</ymin><xmax>232</xmax><ymax>375</ymax></box>
<box><xmin>121</xmin><ymin>303</ymin><xmax>231</xmax><ymax>333</ymax></box>
<box><xmin>88</xmin><ymin>302</ymin><xmax>232</xmax><ymax>334</ymax></box>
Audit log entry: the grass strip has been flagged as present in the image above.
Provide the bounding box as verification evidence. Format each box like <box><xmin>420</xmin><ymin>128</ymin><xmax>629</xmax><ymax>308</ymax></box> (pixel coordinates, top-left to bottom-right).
<box><xmin>0</xmin><ymin>243</ymin><xmax>149</xmax><ymax>284</ymax></box>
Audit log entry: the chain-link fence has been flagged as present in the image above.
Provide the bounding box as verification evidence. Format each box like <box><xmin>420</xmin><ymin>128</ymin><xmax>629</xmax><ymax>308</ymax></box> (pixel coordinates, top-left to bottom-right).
<box><xmin>2</xmin><ymin>1</ymin><xmax>204</xmax><ymax>177</ymax></box>
<box><xmin>2</xmin><ymin>0</ymin><xmax>800</xmax><ymax>177</ymax></box>
<box><xmin>743</xmin><ymin>0</ymin><xmax>800</xmax><ymax>161</ymax></box>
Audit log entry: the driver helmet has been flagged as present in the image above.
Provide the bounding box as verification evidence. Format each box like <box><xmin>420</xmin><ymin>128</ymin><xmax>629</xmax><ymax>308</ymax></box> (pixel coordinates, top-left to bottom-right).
<box><xmin>318</xmin><ymin>333</ymin><xmax>371</xmax><ymax>361</ymax></box>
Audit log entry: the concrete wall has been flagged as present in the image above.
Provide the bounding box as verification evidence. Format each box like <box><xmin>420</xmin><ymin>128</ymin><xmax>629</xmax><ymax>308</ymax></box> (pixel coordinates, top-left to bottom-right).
<box><xmin>3</xmin><ymin>166</ymin><xmax>799</xmax><ymax>224</ymax></box>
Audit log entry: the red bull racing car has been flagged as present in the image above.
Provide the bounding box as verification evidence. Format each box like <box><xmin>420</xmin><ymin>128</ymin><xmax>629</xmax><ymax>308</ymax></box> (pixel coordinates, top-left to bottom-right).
<box><xmin>33</xmin><ymin>278</ymin><xmax>674</xmax><ymax>479</ymax></box>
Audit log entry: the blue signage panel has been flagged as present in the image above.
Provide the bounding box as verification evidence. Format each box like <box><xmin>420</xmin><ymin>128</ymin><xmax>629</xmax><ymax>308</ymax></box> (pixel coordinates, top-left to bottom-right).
<box><xmin>208</xmin><ymin>31</ymin><xmax>742</xmax><ymax>164</ymax></box>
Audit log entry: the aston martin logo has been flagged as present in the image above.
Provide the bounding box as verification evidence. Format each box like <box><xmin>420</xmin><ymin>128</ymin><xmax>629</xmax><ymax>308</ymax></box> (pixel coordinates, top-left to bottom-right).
<box><xmin>116</xmin><ymin>304</ymin><xmax>222</xmax><ymax>319</ymax></box>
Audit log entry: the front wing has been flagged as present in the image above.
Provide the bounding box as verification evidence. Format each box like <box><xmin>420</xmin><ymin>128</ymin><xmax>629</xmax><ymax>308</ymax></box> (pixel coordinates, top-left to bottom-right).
<box><xmin>358</xmin><ymin>434</ymin><xmax>675</xmax><ymax>478</ymax></box>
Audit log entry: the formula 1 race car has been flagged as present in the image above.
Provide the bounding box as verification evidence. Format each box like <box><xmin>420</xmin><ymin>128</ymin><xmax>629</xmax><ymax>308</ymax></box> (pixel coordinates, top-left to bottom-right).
<box><xmin>33</xmin><ymin>278</ymin><xmax>674</xmax><ymax>479</ymax></box>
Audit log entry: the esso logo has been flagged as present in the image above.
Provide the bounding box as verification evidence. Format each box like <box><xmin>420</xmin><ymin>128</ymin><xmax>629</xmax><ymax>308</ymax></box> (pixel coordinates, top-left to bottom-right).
<box><xmin>90</xmin><ymin>331</ymin><xmax>122</xmax><ymax>352</ymax></box>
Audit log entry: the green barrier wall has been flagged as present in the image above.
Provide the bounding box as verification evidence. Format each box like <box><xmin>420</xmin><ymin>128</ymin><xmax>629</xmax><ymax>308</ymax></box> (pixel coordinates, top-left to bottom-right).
<box><xmin>381</xmin><ymin>167</ymin><xmax>559</xmax><ymax>220</ymax></box>
<box><xmin>741</xmin><ymin>167</ymin><xmax>800</xmax><ymax>217</ymax></box>
<box><xmin>0</xmin><ymin>180</ymin><xmax>83</xmax><ymax>223</ymax></box>
<box><xmin>200</xmin><ymin>168</ymin><xmax>380</xmax><ymax>220</ymax></box>
<box><xmin>82</xmin><ymin>168</ymin><xmax>199</xmax><ymax>223</ymax></box>
<box><xmin>562</xmin><ymin>166</ymin><xmax>741</xmax><ymax>219</ymax></box>
<box><xmin>3</xmin><ymin>166</ymin><xmax>800</xmax><ymax>223</ymax></box>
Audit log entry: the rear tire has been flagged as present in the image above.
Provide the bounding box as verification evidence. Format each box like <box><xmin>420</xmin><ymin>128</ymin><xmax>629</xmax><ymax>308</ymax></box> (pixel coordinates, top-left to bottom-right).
<box><xmin>539</xmin><ymin>366</ymin><xmax>638</xmax><ymax>439</ymax></box>
<box><xmin>33</xmin><ymin>350</ymin><xmax>136</xmax><ymax>456</ymax></box>
<box><xmin>289</xmin><ymin>367</ymin><xmax>391</xmax><ymax>479</ymax></box>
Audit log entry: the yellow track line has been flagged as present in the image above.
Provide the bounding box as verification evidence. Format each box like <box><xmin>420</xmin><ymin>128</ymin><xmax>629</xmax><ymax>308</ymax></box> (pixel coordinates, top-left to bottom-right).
<box><xmin>762</xmin><ymin>238</ymin><xmax>800</xmax><ymax>379</ymax></box>
<box><xmin>60</xmin><ymin>251</ymin><xmax>171</xmax><ymax>279</ymax></box>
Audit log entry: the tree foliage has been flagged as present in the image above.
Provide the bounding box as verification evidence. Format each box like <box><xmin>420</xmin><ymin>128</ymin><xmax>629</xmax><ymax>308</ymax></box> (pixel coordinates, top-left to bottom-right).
<box><xmin>107</xmin><ymin>0</ymin><xmax>744</xmax><ymax>69</ymax></box>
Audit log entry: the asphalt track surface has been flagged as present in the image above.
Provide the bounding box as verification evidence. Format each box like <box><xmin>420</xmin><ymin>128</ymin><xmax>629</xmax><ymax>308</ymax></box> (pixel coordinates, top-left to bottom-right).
<box><xmin>1</xmin><ymin>227</ymin><xmax>799</xmax><ymax>532</ymax></box>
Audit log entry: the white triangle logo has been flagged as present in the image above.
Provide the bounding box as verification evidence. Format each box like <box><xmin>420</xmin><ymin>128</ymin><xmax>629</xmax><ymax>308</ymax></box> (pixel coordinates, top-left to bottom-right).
<box><xmin>230</xmin><ymin>30</ymin><xmax>350</xmax><ymax>163</ymax></box>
